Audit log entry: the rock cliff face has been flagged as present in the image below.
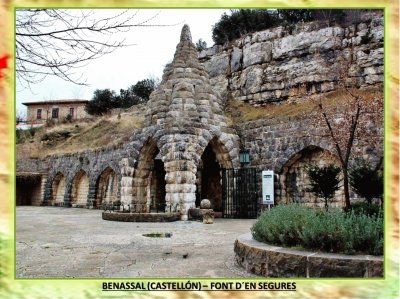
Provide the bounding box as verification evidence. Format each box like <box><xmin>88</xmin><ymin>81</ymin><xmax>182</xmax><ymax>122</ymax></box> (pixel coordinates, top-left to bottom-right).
<box><xmin>199</xmin><ymin>11</ymin><xmax>383</xmax><ymax>105</ymax></box>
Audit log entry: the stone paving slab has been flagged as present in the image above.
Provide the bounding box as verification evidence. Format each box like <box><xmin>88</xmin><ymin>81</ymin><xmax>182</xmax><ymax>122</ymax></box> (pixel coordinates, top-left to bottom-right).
<box><xmin>16</xmin><ymin>206</ymin><xmax>257</xmax><ymax>278</ymax></box>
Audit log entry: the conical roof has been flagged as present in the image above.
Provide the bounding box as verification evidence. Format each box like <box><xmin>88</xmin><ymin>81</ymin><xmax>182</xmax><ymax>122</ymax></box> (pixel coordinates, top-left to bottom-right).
<box><xmin>144</xmin><ymin>24</ymin><xmax>225</xmax><ymax>128</ymax></box>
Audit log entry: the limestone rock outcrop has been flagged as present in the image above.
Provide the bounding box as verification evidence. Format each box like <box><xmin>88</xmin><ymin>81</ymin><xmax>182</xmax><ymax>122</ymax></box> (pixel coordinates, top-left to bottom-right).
<box><xmin>199</xmin><ymin>11</ymin><xmax>383</xmax><ymax>105</ymax></box>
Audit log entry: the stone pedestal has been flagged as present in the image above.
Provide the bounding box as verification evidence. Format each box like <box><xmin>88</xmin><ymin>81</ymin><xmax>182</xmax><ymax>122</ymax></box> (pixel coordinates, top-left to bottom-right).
<box><xmin>201</xmin><ymin>209</ymin><xmax>214</xmax><ymax>224</ymax></box>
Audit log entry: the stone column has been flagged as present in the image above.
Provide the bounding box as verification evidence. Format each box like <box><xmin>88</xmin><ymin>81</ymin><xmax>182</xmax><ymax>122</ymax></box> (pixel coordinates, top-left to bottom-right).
<box><xmin>164</xmin><ymin>160</ymin><xmax>197</xmax><ymax>220</ymax></box>
<box><xmin>86</xmin><ymin>177</ymin><xmax>97</xmax><ymax>209</ymax></box>
<box><xmin>119</xmin><ymin>158</ymin><xmax>135</xmax><ymax>210</ymax></box>
<box><xmin>42</xmin><ymin>175</ymin><xmax>53</xmax><ymax>206</ymax></box>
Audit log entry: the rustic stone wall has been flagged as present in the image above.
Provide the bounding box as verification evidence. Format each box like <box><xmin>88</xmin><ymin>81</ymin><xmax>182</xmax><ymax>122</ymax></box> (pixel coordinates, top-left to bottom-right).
<box><xmin>199</xmin><ymin>11</ymin><xmax>383</xmax><ymax>106</ymax></box>
<box><xmin>234</xmin><ymin>233</ymin><xmax>383</xmax><ymax>277</ymax></box>
<box><xmin>37</xmin><ymin>146</ymin><xmax>126</xmax><ymax>208</ymax></box>
<box><xmin>236</xmin><ymin>113</ymin><xmax>383</xmax><ymax>207</ymax></box>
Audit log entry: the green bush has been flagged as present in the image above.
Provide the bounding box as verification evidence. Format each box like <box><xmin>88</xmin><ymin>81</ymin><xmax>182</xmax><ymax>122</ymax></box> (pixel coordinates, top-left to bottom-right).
<box><xmin>349</xmin><ymin>159</ymin><xmax>383</xmax><ymax>204</ymax></box>
<box><xmin>307</xmin><ymin>165</ymin><xmax>341</xmax><ymax>210</ymax></box>
<box><xmin>251</xmin><ymin>204</ymin><xmax>383</xmax><ymax>255</ymax></box>
<box><xmin>350</xmin><ymin>202</ymin><xmax>382</xmax><ymax>217</ymax></box>
<box><xmin>16</xmin><ymin>127</ymin><xmax>41</xmax><ymax>143</ymax></box>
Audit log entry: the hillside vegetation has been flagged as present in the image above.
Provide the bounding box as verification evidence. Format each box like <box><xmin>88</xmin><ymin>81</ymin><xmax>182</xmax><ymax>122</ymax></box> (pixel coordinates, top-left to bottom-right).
<box><xmin>17</xmin><ymin>110</ymin><xmax>144</xmax><ymax>159</ymax></box>
<box><xmin>224</xmin><ymin>87</ymin><xmax>382</xmax><ymax>124</ymax></box>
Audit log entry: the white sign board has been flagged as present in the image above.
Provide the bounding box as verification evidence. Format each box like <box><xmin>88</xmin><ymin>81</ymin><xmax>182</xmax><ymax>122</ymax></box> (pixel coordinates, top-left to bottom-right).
<box><xmin>262</xmin><ymin>170</ymin><xmax>274</xmax><ymax>204</ymax></box>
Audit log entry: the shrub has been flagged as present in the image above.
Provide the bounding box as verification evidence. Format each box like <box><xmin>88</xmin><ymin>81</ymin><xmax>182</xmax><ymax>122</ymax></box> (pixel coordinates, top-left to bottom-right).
<box><xmin>195</xmin><ymin>38</ymin><xmax>207</xmax><ymax>51</ymax></box>
<box><xmin>349</xmin><ymin>159</ymin><xmax>383</xmax><ymax>204</ymax></box>
<box><xmin>251</xmin><ymin>204</ymin><xmax>383</xmax><ymax>255</ymax></box>
<box><xmin>307</xmin><ymin>165</ymin><xmax>341</xmax><ymax>210</ymax></box>
<box><xmin>16</xmin><ymin>127</ymin><xmax>41</xmax><ymax>143</ymax></box>
<box><xmin>350</xmin><ymin>202</ymin><xmax>382</xmax><ymax>217</ymax></box>
<box><xmin>65</xmin><ymin>114</ymin><xmax>73</xmax><ymax>123</ymax></box>
<box><xmin>16</xmin><ymin>129</ymin><xmax>25</xmax><ymax>143</ymax></box>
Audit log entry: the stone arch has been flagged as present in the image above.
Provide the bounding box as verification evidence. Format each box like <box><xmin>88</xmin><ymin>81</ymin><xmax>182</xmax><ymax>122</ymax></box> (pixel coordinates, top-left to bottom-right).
<box><xmin>276</xmin><ymin>137</ymin><xmax>335</xmax><ymax>172</ymax></box>
<box><xmin>132</xmin><ymin>138</ymin><xmax>166</xmax><ymax>212</ymax></box>
<box><xmin>51</xmin><ymin>172</ymin><xmax>67</xmax><ymax>205</ymax></box>
<box><xmin>196</xmin><ymin>136</ymin><xmax>233</xmax><ymax>211</ymax></box>
<box><xmin>94</xmin><ymin>166</ymin><xmax>119</xmax><ymax>208</ymax></box>
<box><xmin>70</xmin><ymin>169</ymin><xmax>90</xmax><ymax>207</ymax></box>
<box><xmin>279</xmin><ymin>145</ymin><xmax>343</xmax><ymax>207</ymax></box>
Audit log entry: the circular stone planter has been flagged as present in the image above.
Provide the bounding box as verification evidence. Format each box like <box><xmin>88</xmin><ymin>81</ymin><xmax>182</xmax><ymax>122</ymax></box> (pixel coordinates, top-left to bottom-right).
<box><xmin>234</xmin><ymin>233</ymin><xmax>383</xmax><ymax>278</ymax></box>
<box><xmin>102</xmin><ymin>212</ymin><xmax>180</xmax><ymax>222</ymax></box>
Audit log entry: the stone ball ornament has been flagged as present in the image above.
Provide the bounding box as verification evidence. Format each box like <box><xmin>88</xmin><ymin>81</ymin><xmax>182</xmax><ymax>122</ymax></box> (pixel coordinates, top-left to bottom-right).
<box><xmin>200</xmin><ymin>199</ymin><xmax>211</xmax><ymax>209</ymax></box>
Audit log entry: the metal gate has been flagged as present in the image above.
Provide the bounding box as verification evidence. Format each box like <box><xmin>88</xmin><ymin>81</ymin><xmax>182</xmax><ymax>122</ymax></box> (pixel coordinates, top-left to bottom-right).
<box><xmin>221</xmin><ymin>168</ymin><xmax>258</xmax><ymax>218</ymax></box>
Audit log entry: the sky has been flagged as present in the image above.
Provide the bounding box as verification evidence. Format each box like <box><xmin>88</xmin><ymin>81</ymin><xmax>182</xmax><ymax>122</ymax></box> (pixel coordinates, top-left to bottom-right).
<box><xmin>16</xmin><ymin>9</ymin><xmax>230</xmax><ymax>116</ymax></box>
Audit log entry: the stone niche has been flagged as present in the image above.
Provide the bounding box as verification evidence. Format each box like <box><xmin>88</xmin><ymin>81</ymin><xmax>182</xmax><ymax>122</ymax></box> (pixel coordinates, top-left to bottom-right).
<box><xmin>279</xmin><ymin>145</ymin><xmax>344</xmax><ymax>208</ymax></box>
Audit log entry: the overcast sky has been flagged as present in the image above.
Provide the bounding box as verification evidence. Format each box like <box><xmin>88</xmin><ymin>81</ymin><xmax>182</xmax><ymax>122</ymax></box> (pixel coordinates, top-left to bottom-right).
<box><xmin>16</xmin><ymin>9</ymin><xmax>229</xmax><ymax>116</ymax></box>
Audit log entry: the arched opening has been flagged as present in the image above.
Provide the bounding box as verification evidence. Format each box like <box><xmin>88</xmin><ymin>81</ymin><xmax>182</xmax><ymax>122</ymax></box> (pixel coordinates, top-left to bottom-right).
<box><xmin>52</xmin><ymin>172</ymin><xmax>66</xmax><ymax>205</ymax></box>
<box><xmin>150</xmin><ymin>157</ymin><xmax>166</xmax><ymax>212</ymax></box>
<box><xmin>16</xmin><ymin>175</ymin><xmax>42</xmax><ymax>206</ymax></box>
<box><xmin>95</xmin><ymin>167</ymin><xmax>118</xmax><ymax>207</ymax></box>
<box><xmin>71</xmin><ymin>170</ymin><xmax>89</xmax><ymax>207</ymax></box>
<box><xmin>281</xmin><ymin>146</ymin><xmax>343</xmax><ymax>207</ymax></box>
<box><xmin>196</xmin><ymin>137</ymin><xmax>233</xmax><ymax>212</ymax></box>
<box><xmin>132</xmin><ymin>139</ymin><xmax>166</xmax><ymax>212</ymax></box>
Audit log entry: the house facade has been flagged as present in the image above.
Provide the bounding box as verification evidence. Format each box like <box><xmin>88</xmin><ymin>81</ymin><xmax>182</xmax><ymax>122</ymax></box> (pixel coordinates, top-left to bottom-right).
<box><xmin>23</xmin><ymin>99</ymin><xmax>90</xmax><ymax>123</ymax></box>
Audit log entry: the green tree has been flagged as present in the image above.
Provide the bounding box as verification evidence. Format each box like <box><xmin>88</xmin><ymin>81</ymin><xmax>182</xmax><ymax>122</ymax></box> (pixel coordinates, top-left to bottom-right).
<box><xmin>212</xmin><ymin>9</ymin><xmax>279</xmax><ymax>45</ymax></box>
<box><xmin>307</xmin><ymin>165</ymin><xmax>341</xmax><ymax>210</ymax></box>
<box><xmin>85</xmin><ymin>89</ymin><xmax>118</xmax><ymax>115</ymax></box>
<box><xmin>130</xmin><ymin>78</ymin><xmax>157</xmax><ymax>103</ymax></box>
<box><xmin>277</xmin><ymin>9</ymin><xmax>315</xmax><ymax>24</ymax></box>
<box><xmin>349</xmin><ymin>159</ymin><xmax>383</xmax><ymax>204</ymax></box>
<box><xmin>119</xmin><ymin>78</ymin><xmax>158</xmax><ymax>108</ymax></box>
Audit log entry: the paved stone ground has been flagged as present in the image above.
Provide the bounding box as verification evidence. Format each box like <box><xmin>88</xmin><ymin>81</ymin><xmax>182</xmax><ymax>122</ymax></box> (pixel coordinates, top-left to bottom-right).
<box><xmin>16</xmin><ymin>206</ymin><xmax>257</xmax><ymax>278</ymax></box>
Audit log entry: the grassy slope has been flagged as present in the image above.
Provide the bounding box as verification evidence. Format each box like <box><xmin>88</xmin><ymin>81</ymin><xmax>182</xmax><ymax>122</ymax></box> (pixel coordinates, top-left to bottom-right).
<box><xmin>224</xmin><ymin>87</ymin><xmax>382</xmax><ymax>123</ymax></box>
<box><xmin>17</xmin><ymin>111</ymin><xmax>144</xmax><ymax>159</ymax></box>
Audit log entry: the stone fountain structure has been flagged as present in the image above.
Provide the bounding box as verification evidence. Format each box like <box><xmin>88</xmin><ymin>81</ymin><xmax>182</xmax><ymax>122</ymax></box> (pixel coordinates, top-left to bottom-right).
<box><xmin>120</xmin><ymin>25</ymin><xmax>240</xmax><ymax>220</ymax></box>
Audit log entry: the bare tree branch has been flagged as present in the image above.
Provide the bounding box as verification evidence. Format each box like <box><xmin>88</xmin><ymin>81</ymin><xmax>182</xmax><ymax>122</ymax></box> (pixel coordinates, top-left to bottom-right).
<box><xmin>16</xmin><ymin>9</ymin><xmax>180</xmax><ymax>88</ymax></box>
<box><xmin>314</xmin><ymin>51</ymin><xmax>383</xmax><ymax>209</ymax></box>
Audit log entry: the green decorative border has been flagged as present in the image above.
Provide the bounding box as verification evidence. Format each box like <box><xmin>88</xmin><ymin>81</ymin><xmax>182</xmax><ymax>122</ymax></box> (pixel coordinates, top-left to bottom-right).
<box><xmin>3</xmin><ymin>1</ymin><xmax>398</xmax><ymax>299</ymax></box>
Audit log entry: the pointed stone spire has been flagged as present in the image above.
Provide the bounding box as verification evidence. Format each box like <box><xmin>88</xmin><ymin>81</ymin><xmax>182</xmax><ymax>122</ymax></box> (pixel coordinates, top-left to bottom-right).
<box><xmin>180</xmin><ymin>24</ymin><xmax>192</xmax><ymax>42</ymax></box>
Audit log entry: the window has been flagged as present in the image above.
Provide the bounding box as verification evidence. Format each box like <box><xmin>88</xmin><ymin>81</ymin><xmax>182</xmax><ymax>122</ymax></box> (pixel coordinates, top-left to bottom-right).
<box><xmin>69</xmin><ymin>107</ymin><xmax>74</xmax><ymax>118</ymax></box>
<box><xmin>52</xmin><ymin>108</ymin><xmax>59</xmax><ymax>119</ymax></box>
<box><xmin>37</xmin><ymin>109</ymin><xmax>42</xmax><ymax>119</ymax></box>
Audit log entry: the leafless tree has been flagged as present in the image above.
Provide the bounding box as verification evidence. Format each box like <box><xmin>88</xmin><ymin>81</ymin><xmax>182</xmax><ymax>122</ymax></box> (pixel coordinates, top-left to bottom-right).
<box><xmin>16</xmin><ymin>9</ymin><xmax>176</xmax><ymax>88</ymax></box>
<box><xmin>315</xmin><ymin>54</ymin><xmax>383</xmax><ymax>209</ymax></box>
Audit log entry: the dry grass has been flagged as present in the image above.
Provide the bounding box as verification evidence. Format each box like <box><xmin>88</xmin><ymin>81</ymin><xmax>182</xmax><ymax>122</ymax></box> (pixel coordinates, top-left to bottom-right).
<box><xmin>16</xmin><ymin>112</ymin><xmax>144</xmax><ymax>159</ymax></box>
<box><xmin>225</xmin><ymin>87</ymin><xmax>383</xmax><ymax>123</ymax></box>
